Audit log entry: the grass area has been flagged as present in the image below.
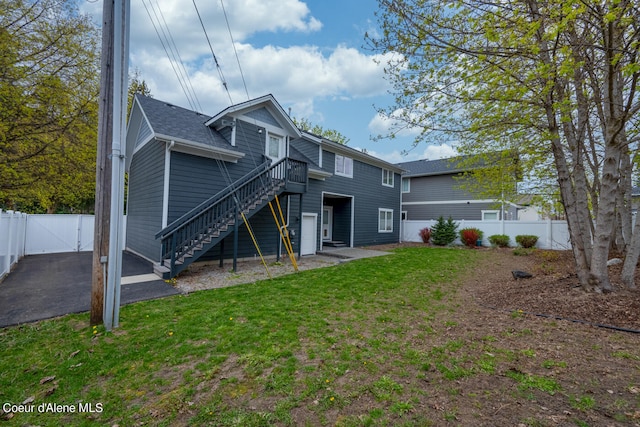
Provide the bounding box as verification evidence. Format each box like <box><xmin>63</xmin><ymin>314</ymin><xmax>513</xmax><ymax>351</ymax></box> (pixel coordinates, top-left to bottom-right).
<box><xmin>0</xmin><ymin>246</ymin><xmax>638</xmax><ymax>426</ymax></box>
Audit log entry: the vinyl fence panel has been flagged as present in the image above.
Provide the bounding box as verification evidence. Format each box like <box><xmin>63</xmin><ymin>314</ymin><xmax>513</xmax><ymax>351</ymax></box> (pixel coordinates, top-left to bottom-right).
<box><xmin>0</xmin><ymin>210</ymin><xmax>27</xmax><ymax>279</ymax></box>
<box><xmin>402</xmin><ymin>219</ymin><xmax>570</xmax><ymax>250</ymax></box>
<box><xmin>24</xmin><ymin>215</ymin><xmax>95</xmax><ymax>254</ymax></box>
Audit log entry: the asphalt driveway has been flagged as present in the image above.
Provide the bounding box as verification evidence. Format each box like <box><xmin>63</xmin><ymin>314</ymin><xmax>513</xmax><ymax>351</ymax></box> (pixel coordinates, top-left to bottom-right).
<box><xmin>0</xmin><ymin>251</ymin><xmax>179</xmax><ymax>328</ymax></box>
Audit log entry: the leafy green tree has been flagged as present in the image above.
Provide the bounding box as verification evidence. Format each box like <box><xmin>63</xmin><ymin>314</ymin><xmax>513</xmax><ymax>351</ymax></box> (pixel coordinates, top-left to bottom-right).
<box><xmin>293</xmin><ymin>117</ymin><xmax>350</xmax><ymax>145</ymax></box>
<box><xmin>368</xmin><ymin>0</ymin><xmax>640</xmax><ymax>291</ymax></box>
<box><xmin>0</xmin><ymin>0</ymin><xmax>100</xmax><ymax>213</ymax></box>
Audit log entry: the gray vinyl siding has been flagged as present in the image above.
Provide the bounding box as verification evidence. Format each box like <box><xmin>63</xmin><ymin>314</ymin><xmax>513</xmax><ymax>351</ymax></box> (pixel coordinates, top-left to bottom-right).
<box><xmin>403</xmin><ymin>202</ymin><xmax>497</xmax><ymax>221</ymax></box>
<box><xmin>290</xmin><ymin>150</ymin><xmax>401</xmax><ymax>249</ymax></box>
<box><xmin>245</xmin><ymin>107</ymin><xmax>281</xmax><ymax>128</ymax></box>
<box><xmin>126</xmin><ymin>140</ymin><xmax>165</xmax><ymax>261</ymax></box>
<box><xmin>401</xmin><ymin>174</ymin><xmax>507</xmax><ymax>220</ymax></box>
<box><xmin>290</xmin><ymin>138</ymin><xmax>320</xmax><ymax>164</ymax></box>
<box><xmin>402</xmin><ymin>174</ymin><xmax>475</xmax><ymax>203</ymax></box>
<box><xmin>135</xmin><ymin>119</ymin><xmax>152</xmax><ymax>148</ymax></box>
<box><xmin>167</xmin><ymin>152</ymin><xmax>229</xmax><ymax>222</ymax></box>
<box><xmin>167</xmin><ymin>120</ymin><xmax>267</xmax><ymax>223</ymax></box>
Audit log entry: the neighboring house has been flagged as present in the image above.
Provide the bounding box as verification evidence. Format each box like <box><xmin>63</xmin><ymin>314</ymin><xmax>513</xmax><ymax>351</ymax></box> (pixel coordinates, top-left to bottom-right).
<box><xmin>396</xmin><ymin>155</ymin><xmax>520</xmax><ymax>221</ymax></box>
<box><xmin>125</xmin><ymin>94</ymin><xmax>403</xmax><ymax>277</ymax></box>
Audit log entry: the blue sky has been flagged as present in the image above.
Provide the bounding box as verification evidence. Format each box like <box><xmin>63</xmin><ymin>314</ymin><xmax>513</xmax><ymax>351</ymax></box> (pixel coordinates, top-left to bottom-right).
<box><xmin>80</xmin><ymin>0</ymin><xmax>457</xmax><ymax>163</ymax></box>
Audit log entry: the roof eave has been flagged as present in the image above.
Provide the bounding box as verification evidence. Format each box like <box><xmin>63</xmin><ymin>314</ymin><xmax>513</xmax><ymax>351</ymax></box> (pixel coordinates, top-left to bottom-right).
<box><xmin>309</xmin><ymin>168</ymin><xmax>333</xmax><ymax>180</ymax></box>
<box><xmin>155</xmin><ymin>133</ymin><xmax>245</xmax><ymax>163</ymax></box>
<box><xmin>321</xmin><ymin>140</ymin><xmax>404</xmax><ymax>173</ymax></box>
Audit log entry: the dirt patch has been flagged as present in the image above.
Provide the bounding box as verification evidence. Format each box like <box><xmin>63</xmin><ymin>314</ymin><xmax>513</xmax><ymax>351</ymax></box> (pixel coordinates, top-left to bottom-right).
<box><xmin>469</xmin><ymin>248</ymin><xmax>640</xmax><ymax>331</ymax></box>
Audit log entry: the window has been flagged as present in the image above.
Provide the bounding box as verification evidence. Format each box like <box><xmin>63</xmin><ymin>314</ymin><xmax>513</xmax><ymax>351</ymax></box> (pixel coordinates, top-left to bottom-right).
<box><xmin>267</xmin><ymin>134</ymin><xmax>283</xmax><ymax>160</ymax></box>
<box><xmin>335</xmin><ymin>154</ymin><xmax>353</xmax><ymax>177</ymax></box>
<box><xmin>382</xmin><ymin>169</ymin><xmax>394</xmax><ymax>187</ymax></box>
<box><xmin>401</xmin><ymin>178</ymin><xmax>410</xmax><ymax>193</ymax></box>
<box><xmin>482</xmin><ymin>210</ymin><xmax>499</xmax><ymax>220</ymax></box>
<box><xmin>378</xmin><ymin>208</ymin><xmax>393</xmax><ymax>232</ymax></box>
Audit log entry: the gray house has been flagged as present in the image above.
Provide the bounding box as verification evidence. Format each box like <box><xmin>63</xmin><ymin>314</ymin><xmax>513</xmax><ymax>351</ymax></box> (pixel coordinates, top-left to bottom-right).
<box><xmin>397</xmin><ymin>156</ymin><xmax>519</xmax><ymax>221</ymax></box>
<box><xmin>125</xmin><ymin>94</ymin><xmax>403</xmax><ymax>277</ymax></box>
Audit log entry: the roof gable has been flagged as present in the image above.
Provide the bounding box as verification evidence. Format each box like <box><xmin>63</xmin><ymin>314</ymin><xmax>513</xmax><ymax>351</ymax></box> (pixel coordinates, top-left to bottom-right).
<box><xmin>126</xmin><ymin>95</ymin><xmax>244</xmax><ymax>168</ymax></box>
<box><xmin>205</xmin><ymin>94</ymin><xmax>301</xmax><ymax>138</ymax></box>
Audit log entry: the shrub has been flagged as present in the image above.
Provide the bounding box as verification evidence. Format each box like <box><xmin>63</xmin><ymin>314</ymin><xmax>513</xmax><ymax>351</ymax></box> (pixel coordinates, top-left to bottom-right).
<box><xmin>419</xmin><ymin>227</ymin><xmax>432</xmax><ymax>244</ymax></box>
<box><xmin>459</xmin><ymin>228</ymin><xmax>483</xmax><ymax>247</ymax></box>
<box><xmin>431</xmin><ymin>216</ymin><xmax>459</xmax><ymax>246</ymax></box>
<box><xmin>489</xmin><ymin>234</ymin><xmax>510</xmax><ymax>248</ymax></box>
<box><xmin>513</xmin><ymin>247</ymin><xmax>534</xmax><ymax>256</ymax></box>
<box><xmin>515</xmin><ymin>235</ymin><xmax>538</xmax><ymax>248</ymax></box>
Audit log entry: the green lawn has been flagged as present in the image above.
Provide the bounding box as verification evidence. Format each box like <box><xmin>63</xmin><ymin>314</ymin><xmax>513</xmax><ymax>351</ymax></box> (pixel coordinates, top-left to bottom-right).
<box><xmin>3</xmin><ymin>246</ymin><xmax>634</xmax><ymax>426</ymax></box>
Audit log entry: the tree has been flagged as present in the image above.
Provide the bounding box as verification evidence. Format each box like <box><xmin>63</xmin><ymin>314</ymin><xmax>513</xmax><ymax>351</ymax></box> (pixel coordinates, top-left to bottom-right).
<box><xmin>368</xmin><ymin>0</ymin><xmax>640</xmax><ymax>292</ymax></box>
<box><xmin>292</xmin><ymin>117</ymin><xmax>350</xmax><ymax>145</ymax></box>
<box><xmin>127</xmin><ymin>69</ymin><xmax>152</xmax><ymax>117</ymax></box>
<box><xmin>0</xmin><ymin>0</ymin><xmax>100</xmax><ymax>213</ymax></box>
<box><xmin>431</xmin><ymin>216</ymin><xmax>458</xmax><ymax>246</ymax></box>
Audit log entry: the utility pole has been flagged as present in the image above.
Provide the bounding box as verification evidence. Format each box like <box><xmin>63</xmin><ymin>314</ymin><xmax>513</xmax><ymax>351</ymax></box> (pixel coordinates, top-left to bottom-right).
<box><xmin>91</xmin><ymin>0</ymin><xmax>129</xmax><ymax>329</ymax></box>
<box><xmin>91</xmin><ymin>0</ymin><xmax>115</xmax><ymax>326</ymax></box>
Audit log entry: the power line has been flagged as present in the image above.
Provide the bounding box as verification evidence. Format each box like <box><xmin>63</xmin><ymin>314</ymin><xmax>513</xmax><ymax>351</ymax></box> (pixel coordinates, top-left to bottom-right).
<box><xmin>220</xmin><ymin>0</ymin><xmax>250</xmax><ymax>101</ymax></box>
<box><xmin>192</xmin><ymin>0</ymin><xmax>233</xmax><ymax>105</ymax></box>
<box><xmin>154</xmin><ymin>0</ymin><xmax>204</xmax><ymax>113</ymax></box>
<box><xmin>142</xmin><ymin>0</ymin><xmax>198</xmax><ymax>111</ymax></box>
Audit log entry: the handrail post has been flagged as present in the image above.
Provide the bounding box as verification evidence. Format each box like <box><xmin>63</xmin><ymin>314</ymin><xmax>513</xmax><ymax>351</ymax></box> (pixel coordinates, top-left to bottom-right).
<box><xmin>233</xmin><ymin>203</ymin><xmax>239</xmax><ymax>272</ymax></box>
<box><xmin>170</xmin><ymin>233</ymin><xmax>177</xmax><ymax>277</ymax></box>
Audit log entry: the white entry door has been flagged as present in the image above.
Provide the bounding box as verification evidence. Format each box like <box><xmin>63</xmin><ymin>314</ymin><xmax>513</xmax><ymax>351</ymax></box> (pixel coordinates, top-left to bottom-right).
<box><xmin>322</xmin><ymin>206</ymin><xmax>333</xmax><ymax>241</ymax></box>
<box><xmin>301</xmin><ymin>213</ymin><xmax>317</xmax><ymax>255</ymax></box>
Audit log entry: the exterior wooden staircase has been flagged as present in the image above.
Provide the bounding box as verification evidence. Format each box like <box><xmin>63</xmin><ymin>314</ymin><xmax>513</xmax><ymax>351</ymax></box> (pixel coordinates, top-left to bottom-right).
<box><xmin>154</xmin><ymin>157</ymin><xmax>308</xmax><ymax>279</ymax></box>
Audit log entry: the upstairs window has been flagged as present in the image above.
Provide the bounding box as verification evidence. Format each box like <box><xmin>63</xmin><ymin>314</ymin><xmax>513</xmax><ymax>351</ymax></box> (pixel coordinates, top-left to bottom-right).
<box><xmin>335</xmin><ymin>154</ymin><xmax>353</xmax><ymax>178</ymax></box>
<box><xmin>382</xmin><ymin>169</ymin><xmax>394</xmax><ymax>187</ymax></box>
<box><xmin>267</xmin><ymin>134</ymin><xmax>284</xmax><ymax>161</ymax></box>
<box><xmin>401</xmin><ymin>178</ymin><xmax>410</xmax><ymax>193</ymax></box>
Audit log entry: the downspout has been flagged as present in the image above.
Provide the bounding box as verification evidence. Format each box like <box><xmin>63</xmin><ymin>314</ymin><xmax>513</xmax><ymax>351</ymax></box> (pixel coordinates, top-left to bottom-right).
<box><xmin>230</xmin><ymin>119</ymin><xmax>237</xmax><ymax>147</ymax></box>
<box><xmin>161</xmin><ymin>140</ymin><xmax>175</xmax><ymax>228</ymax></box>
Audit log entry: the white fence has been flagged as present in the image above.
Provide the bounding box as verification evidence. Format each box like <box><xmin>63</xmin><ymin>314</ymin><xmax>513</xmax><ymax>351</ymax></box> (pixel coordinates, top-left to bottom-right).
<box><xmin>0</xmin><ymin>210</ymin><xmax>28</xmax><ymax>280</ymax></box>
<box><xmin>24</xmin><ymin>214</ymin><xmax>95</xmax><ymax>254</ymax></box>
<box><xmin>401</xmin><ymin>219</ymin><xmax>571</xmax><ymax>250</ymax></box>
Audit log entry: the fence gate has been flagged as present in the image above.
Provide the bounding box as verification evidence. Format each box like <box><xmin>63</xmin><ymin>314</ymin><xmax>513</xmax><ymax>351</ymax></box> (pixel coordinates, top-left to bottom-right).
<box><xmin>24</xmin><ymin>215</ymin><xmax>94</xmax><ymax>255</ymax></box>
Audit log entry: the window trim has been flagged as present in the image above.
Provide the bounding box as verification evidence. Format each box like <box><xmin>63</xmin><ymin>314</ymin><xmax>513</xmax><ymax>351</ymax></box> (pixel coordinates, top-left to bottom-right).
<box><xmin>481</xmin><ymin>210</ymin><xmax>500</xmax><ymax>221</ymax></box>
<box><xmin>335</xmin><ymin>154</ymin><xmax>353</xmax><ymax>178</ymax></box>
<box><xmin>378</xmin><ymin>208</ymin><xmax>394</xmax><ymax>233</ymax></box>
<box><xmin>382</xmin><ymin>169</ymin><xmax>394</xmax><ymax>187</ymax></box>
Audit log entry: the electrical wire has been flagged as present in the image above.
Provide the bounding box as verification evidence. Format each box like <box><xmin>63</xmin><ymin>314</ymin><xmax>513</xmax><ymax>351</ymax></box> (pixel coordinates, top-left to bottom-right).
<box><xmin>220</xmin><ymin>0</ymin><xmax>250</xmax><ymax>101</ymax></box>
<box><xmin>154</xmin><ymin>0</ymin><xmax>204</xmax><ymax>113</ymax></box>
<box><xmin>142</xmin><ymin>0</ymin><xmax>198</xmax><ymax>111</ymax></box>
<box><xmin>192</xmin><ymin>0</ymin><xmax>233</xmax><ymax>105</ymax></box>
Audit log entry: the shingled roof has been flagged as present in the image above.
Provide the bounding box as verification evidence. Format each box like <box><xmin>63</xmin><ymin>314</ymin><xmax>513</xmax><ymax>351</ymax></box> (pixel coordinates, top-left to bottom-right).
<box><xmin>135</xmin><ymin>94</ymin><xmax>236</xmax><ymax>151</ymax></box>
<box><xmin>396</xmin><ymin>155</ymin><xmax>482</xmax><ymax>177</ymax></box>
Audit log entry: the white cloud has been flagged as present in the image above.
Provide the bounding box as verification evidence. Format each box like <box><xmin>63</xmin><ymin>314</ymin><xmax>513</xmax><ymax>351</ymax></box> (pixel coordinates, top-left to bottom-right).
<box><xmin>368</xmin><ymin>110</ymin><xmax>423</xmax><ymax>138</ymax></box>
<box><xmin>362</xmin><ymin>143</ymin><xmax>457</xmax><ymax>164</ymax></box>
<box><xmin>419</xmin><ymin>144</ymin><xmax>458</xmax><ymax>160</ymax></box>
<box><xmin>81</xmin><ymin>0</ymin><xmax>423</xmax><ymax>160</ymax></box>
<box><xmin>236</xmin><ymin>44</ymin><xmax>392</xmax><ymax>101</ymax></box>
